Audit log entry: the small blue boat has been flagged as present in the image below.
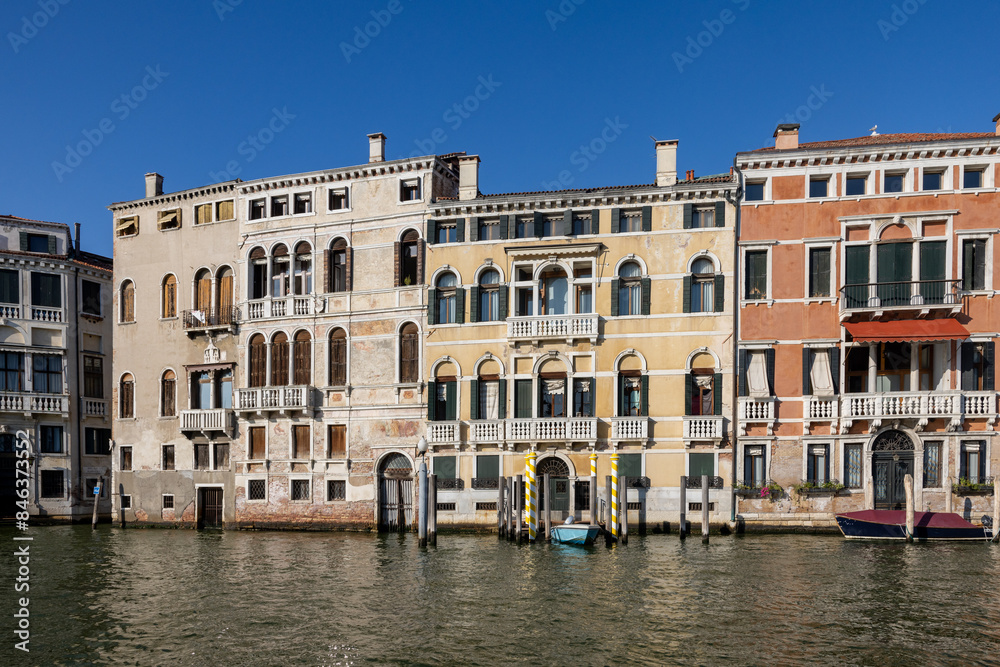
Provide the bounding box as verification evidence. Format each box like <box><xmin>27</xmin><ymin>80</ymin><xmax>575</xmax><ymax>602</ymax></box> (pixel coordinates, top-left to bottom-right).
<box><xmin>549</xmin><ymin>520</ymin><xmax>600</xmax><ymax>546</ymax></box>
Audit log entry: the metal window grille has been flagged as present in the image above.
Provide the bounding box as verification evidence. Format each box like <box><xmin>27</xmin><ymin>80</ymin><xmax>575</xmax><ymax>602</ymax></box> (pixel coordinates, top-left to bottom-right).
<box><xmin>327</xmin><ymin>480</ymin><xmax>346</xmax><ymax>501</ymax></box>
<box><xmin>248</xmin><ymin>479</ymin><xmax>266</xmax><ymax>500</ymax></box>
<box><xmin>291</xmin><ymin>479</ymin><xmax>310</xmax><ymax>501</ymax></box>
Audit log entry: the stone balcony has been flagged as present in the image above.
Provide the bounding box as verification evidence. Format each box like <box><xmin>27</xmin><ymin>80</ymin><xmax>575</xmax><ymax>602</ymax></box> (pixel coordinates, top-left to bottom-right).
<box><xmin>611</xmin><ymin>416</ymin><xmax>649</xmax><ymax>441</ymax></box>
<box><xmin>182</xmin><ymin>307</ymin><xmax>239</xmax><ymax>334</ymax></box>
<box><xmin>181</xmin><ymin>408</ymin><xmax>234</xmax><ymax>436</ymax></box>
<box><xmin>245</xmin><ymin>296</ymin><xmax>316</xmax><ymax>321</ymax></box>
<box><xmin>506</xmin><ymin>417</ymin><xmax>597</xmax><ymax>443</ymax></box>
<box><xmin>469</xmin><ymin>419</ymin><xmax>505</xmax><ymax>446</ymax></box>
<box><xmin>427</xmin><ymin>421</ymin><xmax>461</xmax><ymax>446</ymax></box>
<box><xmin>0</xmin><ymin>304</ymin><xmax>20</xmax><ymax>319</ymax></box>
<box><xmin>30</xmin><ymin>306</ymin><xmax>63</xmax><ymax>323</ymax></box>
<box><xmin>840</xmin><ymin>390</ymin><xmax>995</xmax><ymax>432</ymax></box>
<box><xmin>738</xmin><ymin>397</ymin><xmax>776</xmax><ymax>436</ymax></box>
<box><xmin>506</xmin><ymin>313</ymin><xmax>598</xmax><ymax>345</ymax></box>
<box><xmin>82</xmin><ymin>398</ymin><xmax>108</xmax><ymax>420</ymax></box>
<box><xmin>0</xmin><ymin>392</ymin><xmax>69</xmax><ymax>417</ymax></box>
<box><xmin>235</xmin><ymin>386</ymin><xmax>310</xmax><ymax>414</ymax></box>
<box><xmin>682</xmin><ymin>416</ymin><xmax>724</xmax><ymax>440</ymax></box>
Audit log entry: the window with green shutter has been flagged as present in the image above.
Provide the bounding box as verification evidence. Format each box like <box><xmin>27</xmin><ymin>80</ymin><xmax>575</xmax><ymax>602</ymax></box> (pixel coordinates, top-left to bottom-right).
<box><xmin>688</xmin><ymin>453</ymin><xmax>715</xmax><ymax>479</ymax></box>
<box><xmin>876</xmin><ymin>242</ymin><xmax>912</xmax><ymax>306</ymax></box>
<box><xmin>844</xmin><ymin>245</ymin><xmax>870</xmax><ymax>308</ymax></box>
<box><xmin>618</xmin><ymin>453</ymin><xmax>641</xmax><ymax>479</ymax></box>
<box><xmin>514</xmin><ymin>379</ymin><xmax>532</xmax><ymax>418</ymax></box>
<box><xmin>919</xmin><ymin>240</ymin><xmax>946</xmax><ymax>304</ymax></box>
<box><xmin>963</xmin><ymin>239</ymin><xmax>986</xmax><ymax>291</ymax></box>
<box><xmin>476</xmin><ymin>454</ymin><xmax>499</xmax><ymax>479</ymax></box>
<box><xmin>0</xmin><ymin>269</ymin><xmax>18</xmax><ymax>305</ymax></box>
<box><xmin>809</xmin><ymin>248</ymin><xmax>831</xmax><ymax>297</ymax></box>
<box><xmin>434</xmin><ymin>455</ymin><xmax>456</xmax><ymax>479</ymax></box>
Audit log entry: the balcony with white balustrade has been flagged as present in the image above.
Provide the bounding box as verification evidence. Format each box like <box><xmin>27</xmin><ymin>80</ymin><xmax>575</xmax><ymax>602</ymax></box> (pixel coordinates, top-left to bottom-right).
<box><xmin>83</xmin><ymin>399</ymin><xmax>109</xmax><ymax>420</ymax></box>
<box><xmin>611</xmin><ymin>417</ymin><xmax>649</xmax><ymax>442</ymax></box>
<box><xmin>803</xmin><ymin>395</ymin><xmax>839</xmax><ymax>434</ymax></box>
<box><xmin>738</xmin><ymin>397</ymin><xmax>776</xmax><ymax>436</ymax></box>
<box><xmin>469</xmin><ymin>419</ymin><xmax>505</xmax><ymax>447</ymax></box>
<box><xmin>427</xmin><ymin>421</ymin><xmax>461</xmax><ymax>446</ymax></box>
<box><xmin>840</xmin><ymin>390</ymin><xmax>996</xmax><ymax>432</ymax></box>
<box><xmin>0</xmin><ymin>304</ymin><xmax>21</xmax><ymax>319</ymax></box>
<box><xmin>506</xmin><ymin>417</ymin><xmax>597</xmax><ymax>443</ymax></box>
<box><xmin>506</xmin><ymin>313</ymin><xmax>598</xmax><ymax>345</ymax></box>
<box><xmin>181</xmin><ymin>409</ymin><xmax>234</xmax><ymax>436</ymax></box>
<box><xmin>682</xmin><ymin>416</ymin><xmax>724</xmax><ymax>441</ymax></box>
<box><xmin>245</xmin><ymin>296</ymin><xmax>317</xmax><ymax>322</ymax></box>
<box><xmin>236</xmin><ymin>385</ymin><xmax>310</xmax><ymax>414</ymax></box>
<box><xmin>30</xmin><ymin>306</ymin><xmax>63</xmax><ymax>323</ymax></box>
<box><xmin>0</xmin><ymin>392</ymin><xmax>69</xmax><ymax>417</ymax></box>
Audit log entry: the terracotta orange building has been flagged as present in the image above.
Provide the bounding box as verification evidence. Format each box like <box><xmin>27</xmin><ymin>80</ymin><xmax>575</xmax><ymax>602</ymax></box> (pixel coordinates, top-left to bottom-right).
<box><xmin>735</xmin><ymin>119</ymin><xmax>1000</xmax><ymax>529</ymax></box>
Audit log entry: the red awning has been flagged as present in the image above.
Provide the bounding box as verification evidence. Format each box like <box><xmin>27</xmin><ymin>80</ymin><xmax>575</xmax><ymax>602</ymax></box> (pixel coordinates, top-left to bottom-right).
<box><xmin>843</xmin><ymin>319</ymin><xmax>970</xmax><ymax>343</ymax></box>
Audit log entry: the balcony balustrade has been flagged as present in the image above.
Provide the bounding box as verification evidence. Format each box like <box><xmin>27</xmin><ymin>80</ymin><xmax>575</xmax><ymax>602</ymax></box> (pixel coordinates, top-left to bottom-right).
<box><xmin>181</xmin><ymin>409</ymin><xmax>233</xmax><ymax>434</ymax></box>
<box><xmin>236</xmin><ymin>385</ymin><xmax>310</xmax><ymax>413</ymax></box>
<box><xmin>245</xmin><ymin>296</ymin><xmax>315</xmax><ymax>321</ymax></box>
<box><xmin>506</xmin><ymin>313</ymin><xmax>598</xmax><ymax>344</ymax></box>
<box><xmin>0</xmin><ymin>391</ymin><xmax>68</xmax><ymax>415</ymax></box>
<box><xmin>682</xmin><ymin>416</ymin><xmax>723</xmax><ymax>439</ymax></box>
<box><xmin>839</xmin><ymin>280</ymin><xmax>962</xmax><ymax>318</ymax></box>
<box><xmin>427</xmin><ymin>421</ymin><xmax>461</xmax><ymax>444</ymax></box>
<box><xmin>182</xmin><ymin>306</ymin><xmax>239</xmax><ymax>332</ymax></box>
<box><xmin>738</xmin><ymin>397</ymin><xmax>776</xmax><ymax>436</ymax></box>
<box><xmin>0</xmin><ymin>305</ymin><xmax>20</xmax><ymax>319</ymax></box>
<box><xmin>506</xmin><ymin>417</ymin><xmax>597</xmax><ymax>442</ymax></box>
<box><xmin>83</xmin><ymin>399</ymin><xmax>108</xmax><ymax>419</ymax></box>
<box><xmin>469</xmin><ymin>419</ymin><xmax>505</xmax><ymax>444</ymax></box>
<box><xmin>31</xmin><ymin>306</ymin><xmax>63</xmax><ymax>322</ymax></box>
<box><xmin>612</xmin><ymin>416</ymin><xmax>649</xmax><ymax>440</ymax></box>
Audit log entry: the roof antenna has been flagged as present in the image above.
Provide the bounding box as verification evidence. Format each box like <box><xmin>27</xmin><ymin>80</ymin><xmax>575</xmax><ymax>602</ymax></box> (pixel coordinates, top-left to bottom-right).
<box><xmin>869</xmin><ymin>125</ymin><xmax>879</xmax><ymax>136</ymax></box>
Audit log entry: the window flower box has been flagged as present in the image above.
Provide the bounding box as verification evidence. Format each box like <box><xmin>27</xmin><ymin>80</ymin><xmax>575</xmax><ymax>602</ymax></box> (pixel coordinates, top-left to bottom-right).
<box><xmin>952</xmin><ymin>477</ymin><xmax>995</xmax><ymax>495</ymax></box>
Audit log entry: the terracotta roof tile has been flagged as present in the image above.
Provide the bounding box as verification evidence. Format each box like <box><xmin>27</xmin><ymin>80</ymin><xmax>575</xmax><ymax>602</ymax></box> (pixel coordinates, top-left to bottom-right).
<box><xmin>747</xmin><ymin>132</ymin><xmax>996</xmax><ymax>153</ymax></box>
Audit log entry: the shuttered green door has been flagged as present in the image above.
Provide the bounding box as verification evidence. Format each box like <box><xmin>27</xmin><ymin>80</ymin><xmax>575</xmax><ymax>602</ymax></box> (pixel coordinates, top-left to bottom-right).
<box><xmin>844</xmin><ymin>246</ymin><xmax>869</xmax><ymax>308</ymax></box>
<box><xmin>689</xmin><ymin>453</ymin><xmax>715</xmax><ymax>479</ymax></box>
<box><xmin>919</xmin><ymin>241</ymin><xmax>946</xmax><ymax>304</ymax></box>
<box><xmin>514</xmin><ymin>380</ymin><xmax>532</xmax><ymax>418</ymax></box>
<box><xmin>877</xmin><ymin>242</ymin><xmax>912</xmax><ymax>306</ymax></box>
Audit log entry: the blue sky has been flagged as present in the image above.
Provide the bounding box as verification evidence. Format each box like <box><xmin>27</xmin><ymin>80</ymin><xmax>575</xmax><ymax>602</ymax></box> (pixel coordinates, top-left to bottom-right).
<box><xmin>2</xmin><ymin>0</ymin><xmax>998</xmax><ymax>257</ymax></box>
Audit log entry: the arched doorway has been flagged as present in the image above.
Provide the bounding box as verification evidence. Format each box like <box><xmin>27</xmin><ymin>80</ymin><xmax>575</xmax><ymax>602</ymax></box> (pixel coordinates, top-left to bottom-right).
<box><xmin>871</xmin><ymin>429</ymin><xmax>915</xmax><ymax>510</ymax></box>
<box><xmin>378</xmin><ymin>453</ymin><xmax>413</xmax><ymax>532</ymax></box>
<box><xmin>536</xmin><ymin>457</ymin><xmax>570</xmax><ymax>512</ymax></box>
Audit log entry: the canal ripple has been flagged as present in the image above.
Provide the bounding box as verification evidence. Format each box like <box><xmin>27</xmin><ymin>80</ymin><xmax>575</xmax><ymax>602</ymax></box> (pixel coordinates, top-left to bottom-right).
<box><xmin>3</xmin><ymin>526</ymin><xmax>1000</xmax><ymax>666</ymax></box>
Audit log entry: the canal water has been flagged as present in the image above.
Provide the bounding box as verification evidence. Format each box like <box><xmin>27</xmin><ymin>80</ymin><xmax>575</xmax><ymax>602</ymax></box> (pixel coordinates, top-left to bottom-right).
<box><xmin>3</xmin><ymin>526</ymin><xmax>1000</xmax><ymax>666</ymax></box>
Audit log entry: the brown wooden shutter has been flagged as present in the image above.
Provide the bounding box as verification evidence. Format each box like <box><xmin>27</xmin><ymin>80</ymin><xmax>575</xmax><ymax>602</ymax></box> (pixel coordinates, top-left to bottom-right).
<box><xmin>323</xmin><ymin>249</ymin><xmax>331</xmax><ymax>293</ymax></box>
<box><xmin>345</xmin><ymin>247</ymin><xmax>353</xmax><ymax>291</ymax></box>
<box><xmin>393</xmin><ymin>241</ymin><xmax>401</xmax><ymax>287</ymax></box>
<box><xmin>417</xmin><ymin>240</ymin><xmax>425</xmax><ymax>284</ymax></box>
<box><xmin>250</xmin><ymin>339</ymin><xmax>266</xmax><ymax>387</ymax></box>
<box><xmin>250</xmin><ymin>427</ymin><xmax>265</xmax><ymax>459</ymax></box>
<box><xmin>197</xmin><ymin>276</ymin><xmax>211</xmax><ymax>311</ymax></box>
<box><xmin>293</xmin><ymin>335</ymin><xmax>311</xmax><ymax>385</ymax></box>
<box><xmin>219</xmin><ymin>274</ymin><xmax>233</xmax><ymax>312</ymax></box>
<box><xmin>329</xmin><ymin>424</ymin><xmax>347</xmax><ymax>458</ymax></box>
<box><xmin>272</xmin><ymin>338</ymin><xmax>289</xmax><ymax>386</ymax></box>
<box><xmin>293</xmin><ymin>425</ymin><xmax>310</xmax><ymax>459</ymax></box>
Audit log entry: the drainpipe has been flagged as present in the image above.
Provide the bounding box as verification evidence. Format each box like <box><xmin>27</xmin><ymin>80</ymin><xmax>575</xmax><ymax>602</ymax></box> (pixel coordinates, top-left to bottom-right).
<box><xmin>730</xmin><ymin>161</ymin><xmax>744</xmax><ymax>524</ymax></box>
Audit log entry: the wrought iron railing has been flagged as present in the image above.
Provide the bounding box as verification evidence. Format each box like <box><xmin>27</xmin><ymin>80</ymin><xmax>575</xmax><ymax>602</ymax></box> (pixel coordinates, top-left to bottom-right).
<box><xmin>685</xmin><ymin>475</ymin><xmax>724</xmax><ymax>489</ymax></box>
<box><xmin>436</xmin><ymin>477</ymin><xmax>464</xmax><ymax>490</ymax></box>
<box><xmin>183</xmin><ymin>306</ymin><xmax>239</xmax><ymax>329</ymax></box>
<box><xmin>471</xmin><ymin>477</ymin><xmax>500</xmax><ymax>490</ymax></box>
<box><xmin>625</xmin><ymin>476</ymin><xmax>650</xmax><ymax>489</ymax></box>
<box><xmin>840</xmin><ymin>279</ymin><xmax>961</xmax><ymax>310</ymax></box>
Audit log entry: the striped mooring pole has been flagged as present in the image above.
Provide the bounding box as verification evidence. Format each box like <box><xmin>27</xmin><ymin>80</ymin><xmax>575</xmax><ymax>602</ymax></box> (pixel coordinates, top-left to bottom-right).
<box><xmin>611</xmin><ymin>452</ymin><xmax>620</xmax><ymax>540</ymax></box>
<box><xmin>526</xmin><ymin>451</ymin><xmax>538</xmax><ymax>541</ymax></box>
<box><xmin>590</xmin><ymin>451</ymin><xmax>597</xmax><ymax>477</ymax></box>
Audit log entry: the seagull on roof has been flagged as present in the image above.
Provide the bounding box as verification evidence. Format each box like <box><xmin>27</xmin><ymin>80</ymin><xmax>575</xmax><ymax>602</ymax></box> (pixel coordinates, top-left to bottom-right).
<box><xmin>869</xmin><ymin>125</ymin><xmax>879</xmax><ymax>136</ymax></box>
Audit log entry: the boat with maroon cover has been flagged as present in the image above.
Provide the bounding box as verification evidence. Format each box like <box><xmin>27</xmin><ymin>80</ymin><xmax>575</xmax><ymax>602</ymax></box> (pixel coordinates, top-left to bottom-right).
<box><xmin>836</xmin><ymin>510</ymin><xmax>991</xmax><ymax>541</ymax></box>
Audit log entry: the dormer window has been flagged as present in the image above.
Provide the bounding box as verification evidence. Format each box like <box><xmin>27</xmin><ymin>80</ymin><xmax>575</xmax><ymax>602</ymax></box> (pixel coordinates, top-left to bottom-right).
<box><xmin>271</xmin><ymin>196</ymin><xmax>288</xmax><ymax>217</ymax></box>
<box><xmin>249</xmin><ymin>199</ymin><xmax>266</xmax><ymax>220</ymax></box>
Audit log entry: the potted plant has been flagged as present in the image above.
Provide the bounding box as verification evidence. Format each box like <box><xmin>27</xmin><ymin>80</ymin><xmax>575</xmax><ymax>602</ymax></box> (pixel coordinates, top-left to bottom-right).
<box><xmin>794</xmin><ymin>480</ymin><xmax>844</xmax><ymax>496</ymax></box>
<box><xmin>952</xmin><ymin>477</ymin><xmax>995</xmax><ymax>495</ymax></box>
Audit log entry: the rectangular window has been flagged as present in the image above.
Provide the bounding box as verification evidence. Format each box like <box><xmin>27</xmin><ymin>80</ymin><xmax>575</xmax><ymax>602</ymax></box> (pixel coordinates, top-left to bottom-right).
<box><xmin>40</xmin><ymin>470</ymin><xmax>63</xmax><ymax>498</ymax></box>
<box><xmin>876</xmin><ymin>341</ymin><xmax>911</xmax><ymax>392</ymax></box>
<box><xmin>400</xmin><ymin>179</ymin><xmax>421</xmax><ymax>201</ymax></box>
<box><xmin>195</xmin><ymin>203</ymin><xmax>212</xmax><ymax>225</ymax></box>
<box><xmin>846</xmin><ymin>346</ymin><xmax>869</xmax><ymax>393</ymax></box>
<box><xmin>116</xmin><ymin>216</ymin><xmax>138</xmax><ymax>238</ymax></box>
<box><xmin>39</xmin><ymin>425</ymin><xmax>63</xmax><ymax>453</ymax></box>
<box><xmin>434</xmin><ymin>455</ymin><xmax>457</xmax><ymax>480</ymax></box>
<box><xmin>923</xmin><ymin>441</ymin><xmax>941</xmax><ymax>488</ymax></box>
<box><xmin>0</xmin><ymin>268</ymin><xmax>18</xmax><ymax>304</ymax></box>
<box><xmin>744</xmin><ymin>250</ymin><xmax>768</xmax><ymax>300</ymax></box>
<box><xmin>477</xmin><ymin>454</ymin><xmax>499</xmax><ymax>479</ymax></box>
<box><xmin>691</xmin><ymin>207</ymin><xmax>715</xmax><ymax>228</ymax></box>
<box><xmin>960</xmin><ymin>441</ymin><xmax>985</xmax><ymax>484</ymax></box>
<box><xmin>84</xmin><ymin>356</ymin><xmax>103</xmax><ymax>398</ymax></box>
<box><xmin>540</xmin><ymin>376</ymin><xmax>567</xmax><ymax>418</ymax></box>
<box><xmin>515</xmin><ymin>379</ymin><xmax>533</xmax><ymax>419</ymax></box>
<box><xmin>845</xmin><ymin>175</ymin><xmax>867</xmax><ymax>196</ymax></box>
<box><xmin>808</xmin><ymin>248</ymin><xmax>831</xmax><ymax>297</ymax></box>
<box><xmin>962</xmin><ymin>239</ymin><xmax>986</xmax><ymax>291</ymax></box>
<box><xmin>809</xmin><ymin>177</ymin><xmax>829</xmax><ymax>198</ymax></box>
<box><xmin>618</xmin><ymin>453</ymin><xmax>642</xmax><ymax>480</ymax></box>
<box><xmin>248</xmin><ymin>479</ymin><xmax>266</xmax><ymax>500</ymax></box>
<box><xmin>30</xmin><ymin>272</ymin><xmax>61</xmax><ymax>308</ymax></box>
<box><xmin>82</xmin><ymin>280</ymin><xmax>101</xmax><ymax>315</ymax></box>
<box><xmin>964</xmin><ymin>169</ymin><xmax>984</xmax><ymax>189</ymax></box>
<box><xmin>195</xmin><ymin>443</ymin><xmax>210</xmax><ymax>470</ymax></box>
<box><xmin>293</xmin><ymin>193</ymin><xmax>312</xmax><ymax>214</ymax></box>
<box><xmin>620</xmin><ymin>212</ymin><xmax>641</xmax><ymax>233</ymax></box>
<box><xmin>0</xmin><ymin>351</ymin><xmax>23</xmax><ymax>391</ymax></box>
<box><xmin>291</xmin><ymin>479</ymin><xmax>311</xmax><ymax>501</ymax></box>
<box><xmin>745</xmin><ymin>182</ymin><xmax>765</xmax><ymax>201</ymax></box>
<box><xmin>436</xmin><ymin>222</ymin><xmax>457</xmax><ymax>244</ymax></box>
<box><xmin>807</xmin><ymin>444</ymin><xmax>829</xmax><ymax>484</ymax></box>
<box><xmin>845</xmin><ymin>444</ymin><xmax>862</xmax><ymax>488</ymax></box>
<box><xmin>162</xmin><ymin>494</ymin><xmax>174</xmax><ymax>509</ymax></box>
<box><xmin>573</xmin><ymin>378</ymin><xmax>593</xmax><ymax>417</ymax></box>
<box><xmin>433</xmin><ymin>380</ymin><xmax>457</xmax><ymax>421</ymax></box>
<box><xmin>250</xmin><ymin>427</ymin><xmax>266</xmax><ymax>459</ymax></box>
<box><xmin>28</xmin><ymin>234</ymin><xmax>50</xmax><ymax>253</ymax></box>
<box><xmin>477</xmin><ymin>379</ymin><xmax>501</xmax><ymax>420</ymax></box>
<box><xmin>216</xmin><ymin>200</ymin><xmax>235</xmax><ymax>220</ymax></box>
<box><xmin>328</xmin><ymin>424</ymin><xmax>347</xmax><ymax>458</ymax></box>
<box><xmin>85</xmin><ymin>428</ymin><xmax>111</xmax><ymax>456</ymax></box>
<box><xmin>214</xmin><ymin>443</ymin><xmax>230</xmax><ymax>470</ymax></box>
<box><xmin>479</xmin><ymin>219</ymin><xmax>501</xmax><ymax>240</ymax></box>
<box><xmin>884</xmin><ymin>172</ymin><xmax>905</xmax><ymax>193</ymax></box>
<box><xmin>961</xmin><ymin>341</ymin><xmax>993</xmax><ymax>391</ymax></box>
<box><xmin>922</xmin><ymin>171</ymin><xmax>942</xmax><ymax>191</ymax></box>
<box><xmin>689</xmin><ymin>452</ymin><xmax>715</xmax><ymax>479</ymax></box>
<box><xmin>293</xmin><ymin>425</ymin><xmax>311</xmax><ymax>459</ymax></box>
<box><xmin>162</xmin><ymin>444</ymin><xmax>175</xmax><ymax>470</ymax></box>
<box><xmin>271</xmin><ymin>196</ymin><xmax>288</xmax><ymax>217</ymax></box>
<box><xmin>329</xmin><ymin>188</ymin><xmax>349</xmax><ymax>210</ymax></box>
<box><xmin>32</xmin><ymin>354</ymin><xmax>62</xmax><ymax>394</ymax></box>
<box><xmin>574</xmin><ymin>480</ymin><xmax>590</xmax><ymax>511</ymax></box>
<box><xmin>120</xmin><ymin>495</ymin><xmax>132</xmax><ymax>509</ymax></box>
<box><xmin>571</xmin><ymin>213</ymin><xmax>590</xmax><ymax>236</ymax></box>
<box><xmin>249</xmin><ymin>199</ymin><xmax>266</xmax><ymax>220</ymax></box>
<box><xmin>744</xmin><ymin>445</ymin><xmax>765</xmax><ymax>487</ymax></box>
<box><xmin>327</xmin><ymin>479</ymin><xmax>346</xmax><ymax>501</ymax></box>
<box><xmin>157</xmin><ymin>209</ymin><xmax>181</xmax><ymax>231</ymax></box>
<box><xmin>120</xmin><ymin>446</ymin><xmax>132</xmax><ymax>471</ymax></box>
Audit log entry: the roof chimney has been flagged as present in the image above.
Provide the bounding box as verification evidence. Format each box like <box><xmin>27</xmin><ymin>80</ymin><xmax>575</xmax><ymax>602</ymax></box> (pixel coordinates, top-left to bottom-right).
<box><xmin>458</xmin><ymin>155</ymin><xmax>480</xmax><ymax>201</ymax></box>
<box><xmin>993</xmin><ymin>113</ymin><xmax>1000</xmax><ymax>136</ymax></box>
<box><xmin>655</xmin><ymin>140</ymin><xmax>678</xmax><ymax>186</ymax></box>
<box><xmin>368</xmin><ymin>132</ymin><xmax>386</xmax><ymax>163</ymax></box>
<box><xmin>774</xmin><ymin>124</ymin><xmax>800</xmax><ymax>150</ymax></box>
<box><xmin>145</xmin><ymin>172</ymin><xmax>163</xmax><ymax>198</ymax></box>
<box><xmin>74</xmin><ymin>222</ymin><xmax>81</xmax><ymax>255</ymax></box>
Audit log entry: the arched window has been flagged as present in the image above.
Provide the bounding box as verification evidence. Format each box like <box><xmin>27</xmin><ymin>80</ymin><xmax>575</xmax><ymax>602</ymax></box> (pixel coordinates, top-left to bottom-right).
<box><xmin>690</xmin><ymin>258</ymin><xmax>715</xmax><ymax>313</ymax></box>
<box><xmin>194</xmin><ymin>269</ymin><xmax>212</xmax><ymax>312</ymax></box>
<box><xmin>617</xmin><ymin>356</ymin><xmax>648</xmax><ymax>417</ymax></box>
<box><xmin>432</xmin><ymin>273</ymin><xmax>460</xmax><ymax>324</ymax></box>
<box><xmin>271</xmin><ymin>332</ymin><xmax>289</xmax><ymax>386</ymax></box>
<box><xmin>120</xmin><ymin>373</ymin><xmax>135</xmax><ymax>418</ymax></box>
<box><xmin>161</xmin><ymin>370</ymin><xmax>176</xmax><ymax>417</ymax></box>
<box><xmin>539</xmin><ymin>267</ymin><xmax>568</xmax><ymax>315</ymax></box>
<box><xmin>399</xmin><ymin>323</ymin><xmax>419</xmax><ymax>383</ymax></box>
<box><xmin>328</xmin><ymin>238</ymin><xmax>351</xmax><ymax>293</ymax></box>
<box><xmin>613</xmin><ymin>261</ymin><xmax>648</xmax><ymax>316</ymax></box>
<box><xmin>686</xmin><ymin>353</ymin><xmax>720</xmax><ymax>417</ymax></box>
<box><xmin>293</xmin><ymin>330</ymin><xmax>311</xmax><ymax>385</ymax></box>
<box><xmin>162</xmin><ymin>275</ymin><xmax>177</xmax><ymax>319</ymax></box>
<box><xmin>293</xmin><ymin>242</ymin><xmax>312</xmax><ymax>295</ymax></box>
<box><xmin>329</xmin><ymin>328</ymin><xmax>347</xmax><ymax>386</ymax></box>
<box><xmin>474</xmin><ymin>269</ymin><xmax>502</xmax><ymax>323</ymax></box>
<box><xmin>248</xmin><ymin>334</ymin><xmax>266</xmax><ymax>387</ymax></box>
<box><xmin>120</xmin><ymin>281</ymin><xmax>135</xmax><ymax>323</ymax></box>
<box><xmin>397</xmin><ymin>230</ymin><xmax>421</xmax><ymax>287</ymax></box>
<box><xmin>217</xmin><ymin>369</ymin><xmax>233</xmax><ymax>409</ymax></box>
<box><xmin>249</xmin><ymin>247</ymin><xmax>267</xmax><ymax>300</ymax></box>
<box><xmin>217</xmin><ymin>267</ymin><xmax>234</xmax><ymax>322</ymax></box>
<box><xmin>271</xmin><ymin>244</ymin><xmax>290</xmax><ymax>297</ymax></box>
